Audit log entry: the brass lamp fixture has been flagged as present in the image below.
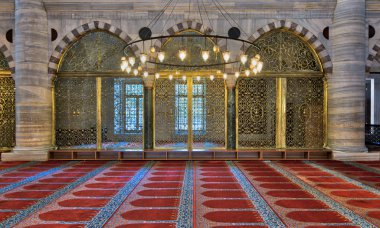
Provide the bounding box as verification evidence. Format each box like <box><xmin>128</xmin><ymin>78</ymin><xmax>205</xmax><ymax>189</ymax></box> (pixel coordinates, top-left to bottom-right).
<box><xmin>120</xmin><ymin>0</ymin><xmax>263</xmax><ymax>81</ymax></box>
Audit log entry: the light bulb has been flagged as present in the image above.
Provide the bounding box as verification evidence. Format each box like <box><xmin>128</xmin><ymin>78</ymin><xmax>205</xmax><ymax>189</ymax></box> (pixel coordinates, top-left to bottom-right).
<box><xmin>150</xmin><ymin>46</ymin><xmax>156</xmax><ymax>53</ymax></box>
<box><xmin>213</xmin><ymin>45</ymin><xmax>220</xmax><ymax>53</ymax></box>
<box><xmin>179</xmin><ymin>49</ymin><xmax>187</xmax><ymax>61</ymax></box>
<box><xmin>137</xmin><ymin>66</ymin><xmax>143</xmax><ymax>71</ymax></box>
<box><xmin>245</xmin><ymin>69</ymin><xmax>250</xmax><ymax>77</ymax></box>
<box><xmin>223</xmin><ymin>73</ymin><xmax>228</xmax><ymax>79</ymax></box>
<box><xmin>140</xmin><ymin>53</ymin><xmax>147</xmax><ymax>64</ymax></box>
<box><xmin>257</xmin><ymin>61</ymin><xmax>263</xmax><ymax>72</ymax></box>
<box><xmin>196</xmin><ymin>75</ymin><xmax>201</xmax><ymax>81</ymax></box>
<box><xmin>121</xmin><ymin>56</ymin><xmax>126</xmax><ymax>61</ymax></box>
<box><xmin>202</xmin><ymin>50</ymin><xmax>210</xmax><ymax>62</ymax></box>
<box><xmin>143</xmin><ymin>71</ymin><xmax>149</xmax><ymax>77</ymax></box>
<box><xmin>126</xmin><ymin>66</ymin><xmax>131</xmax><ymax>74</ymax></box>
<box><xmin>223</xmin><ymin>51</ymin><xmax>231</xmax><ymax>62</ymax></box>
<box><xmin>240</xmin><ymin>54</ymin><xmax>248</xmax><ymax>65</ymax></box>
<box><xmin>155</xmin><ymin>73</ymin><xmax>160</xmax><ymax>79</ymax></box>
<box><xmin>251</xmin><ymin>57</ymin><xmax>258</xmax><ymax>67</ymax></box>
<box><xmin>169</xmin><ymin>74</ymin><xmax>173</xmax><ymax>80</ymax></box>
<box><xmin>182</xmin><ymin>75</ymin><xmax>186</xmax><ymax>81</ymax></box>
<box><xmin>158</xmin><ymin>51</ymin><xmax>165</xmax><ymax>62</ymax></box>
<box><xmin>216</xmin><ymin>70</ymin><xmax>221</xmax><ymax>74</ymax></box>
<box><xmin>253</xmin><ymin>68</ymin><xmax>258</xmax><ymax>75</ymax></box>
<box><xmin>121</xmin><ymin>61</ymin><xmax>128</xmax><ymax>71</ymax></box>
<box><xmin>210</xmin><ymin>75</ymin><xmax>215</xmax><ymax>81</ymax></box>
<box><xmin>235</xmin><ymin>72</ymin><xmax>240</xmax><ymax>78</ymax></box>
<box><xmin>133</xmin><ymin>69</ymin><xmax>138</xmax><ymax>76</ymax></box>
<box><xmin>255</xmin><ymin>54</ymin><xmax>261</xmax><ymax>60</ymax></box>
<box><xmin>128</xmin><ymin>57</ymin><xmax>136</xmax><ymax>66</ymax></box>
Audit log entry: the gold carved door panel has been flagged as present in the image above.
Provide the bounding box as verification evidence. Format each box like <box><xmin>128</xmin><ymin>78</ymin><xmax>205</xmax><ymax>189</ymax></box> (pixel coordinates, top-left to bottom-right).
<box><xmin>286</xmin><ymin>77</ymin><xmax>324</xmax><ymax>148</ymax></box>
<box><xmin>237</xmin><ymin>78</ymin><xmax>277</xmax><ymax>148</ymax></box>
<box><xmin>55</xmin><ymin>77</ymin><xmax>97</xmax><ymax>149</ymax></box>
<box><xmin>0</xmin><ymin>77</ymin><xmax>15</xmax><ymax>148</ymax></box>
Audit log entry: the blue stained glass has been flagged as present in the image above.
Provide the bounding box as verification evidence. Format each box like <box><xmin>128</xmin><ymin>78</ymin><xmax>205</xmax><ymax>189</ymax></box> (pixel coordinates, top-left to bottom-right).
<box><xmin>175</xmin><ymin>81</ymin><xmax>206</xmax><ymax>134</ymax></box>
<box><xmin>114</xmin><ymin>79</ymin><xmax>143</xmax><ymax>134</ymax></box>
<box><xmin>114</xmin><ymin>82</ymin><xmax>123</xmax><ymax>134</ymax></box>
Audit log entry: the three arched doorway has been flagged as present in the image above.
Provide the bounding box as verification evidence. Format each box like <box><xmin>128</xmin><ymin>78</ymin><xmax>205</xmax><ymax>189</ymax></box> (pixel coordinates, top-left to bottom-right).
<box><xmin>53</xmin><ymin>27</ymin><xmax>326</xmax><ymax>154</ymax></box>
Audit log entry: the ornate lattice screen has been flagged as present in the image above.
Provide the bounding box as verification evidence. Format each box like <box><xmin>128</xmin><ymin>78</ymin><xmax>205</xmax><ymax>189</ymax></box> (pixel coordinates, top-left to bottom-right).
<box><xmin>286</xmin><ymin>77</ymin><xmax>324</xmax><ymax>148</ymax></box>
<box><xmin>0</xmin><ymin>77</ymin><xmax>15</xmax><ymax>148</ymax></box>
<box><xmin>59</xmin><ymin>31</ymin><xmax>125</xmax><ymax>73</ymax></box>
<box><xmin>155</xmin><ymin>78</ymin><xmax>188</xmax><ymax>148</ymax></box>
<box><xmin>246</xmin><ymin>30</ymin><xmax>321</xmax><ymax>72</ymax></box>
<box><xmin>237</xmin><ymin>78</ymin><xmax>276</xmax><ymax>148</ymax></box>
<box><xmin>101</xmin><ymin>77</ymin><xmax>143</xmax><ymax>149</ymax></box>
<box><xmin>192</xmin><ymin>78</ymin><xmax>225</xmax><ymax>148</ymax></box>
<box><xmin>55</xmin><ymin>77</ymin><xmax>97</xmax><ymax>149</ymax></box>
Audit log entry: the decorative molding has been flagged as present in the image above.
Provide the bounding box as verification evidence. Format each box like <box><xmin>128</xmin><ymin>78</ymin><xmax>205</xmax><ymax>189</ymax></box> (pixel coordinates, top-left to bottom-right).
<box><xmin>154</xmin><ymin>20</ymin><xmax>223</xmax><ymax>50</ymax></box>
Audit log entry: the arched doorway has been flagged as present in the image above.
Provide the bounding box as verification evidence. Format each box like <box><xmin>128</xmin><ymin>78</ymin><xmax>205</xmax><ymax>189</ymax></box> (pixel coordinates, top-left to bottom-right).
<box><xmin>54</xmin><ymin>30</ymin><xmax>143</xmax><ymax>150</ymax></box>
<box><xmin>0</xmin><ymin>50</ymin><xmax>15</xmax><ymax>150</ymax></box>
<box><xmin>154</xmin><ymin>30</ymin><xmax>226</xmax><ymax>150</ymax></box>
<box><xmin>237</xmin><ymin>30</ymin><xmax>325</xmax><ymax>149</ymax></box>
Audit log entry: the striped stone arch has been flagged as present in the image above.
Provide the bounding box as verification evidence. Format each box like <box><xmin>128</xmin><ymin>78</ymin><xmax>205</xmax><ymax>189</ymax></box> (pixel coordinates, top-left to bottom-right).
<box><xmin>0</xmin><ymin>43</ymin><xmax>15</xmax><ymax>73</ymax></box>
<box><xmin>154</xmin><ymin>20</ymin><xmax>224</xmax><ymax>50</ymax></box>
<box><xmin>48</xmin><ymin>21</ymin><xmax>137</xmax><ymax>74</ymax></box>
<box><xmin>242</xmin><ymin>20</ymin><xmax>333</xmax><ymax>74</ymax></box>
<box><xmin>366</xmin><ymin>44</ymin><xmax>380</xmax><ymax>72</ymax></box>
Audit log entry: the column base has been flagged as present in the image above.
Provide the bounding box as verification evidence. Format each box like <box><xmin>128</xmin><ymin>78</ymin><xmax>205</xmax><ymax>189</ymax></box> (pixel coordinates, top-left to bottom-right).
<box><xmin>1</xmin><ymin>147</ymin><xmax>51</xmax><ymax>161</ymax></box>
<box><xmin>333</xmin><ymin>151</ymin><xmax>380</xmax><ymax>161</ymax></box>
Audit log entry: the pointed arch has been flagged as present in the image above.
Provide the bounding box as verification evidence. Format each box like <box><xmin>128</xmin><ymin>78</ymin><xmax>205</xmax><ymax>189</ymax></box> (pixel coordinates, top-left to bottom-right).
<box><xmin>48</xmin><ymin>21</ymin><xmax>138</xmax><ymax>74</ymax></box>
<box><xmin>0</xmin><ymin>43</ymin><xmax>14</xmax><ymax>73</ymax></box>
<box><xmin>243</xmin><ymin>20</ymin><xmax>332</xmax><ymax>74</ymax></box>
<box><xmin>154</xmin><ymin>20</ymin><xmax>224</xmax><ymax>50</ymax></box>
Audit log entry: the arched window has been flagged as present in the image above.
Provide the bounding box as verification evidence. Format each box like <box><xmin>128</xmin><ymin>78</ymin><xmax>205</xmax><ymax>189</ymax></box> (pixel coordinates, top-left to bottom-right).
<box><xmin>55</xmin><ymin>31</ymin><xmax>143</xmax><ymax>150</ymax></box>
<box><xmin>154</xmin><ymin>30</ymin><xmax>225</xmax><ymax>149</ymax></box>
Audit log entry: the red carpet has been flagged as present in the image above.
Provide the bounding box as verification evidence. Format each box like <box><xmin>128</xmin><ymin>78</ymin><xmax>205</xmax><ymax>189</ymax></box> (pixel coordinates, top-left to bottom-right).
<box><xmin>0</xmin><ymin>160</ymin><xmax>378</xmax><ymax>227</ymax></box>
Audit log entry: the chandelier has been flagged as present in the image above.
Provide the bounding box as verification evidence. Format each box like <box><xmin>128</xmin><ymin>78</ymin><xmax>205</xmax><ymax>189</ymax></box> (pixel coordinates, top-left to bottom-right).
<box><xmin>120</xmin><ymin>0</ymin><xmax>263</xmax><ymax>81</ymax></box>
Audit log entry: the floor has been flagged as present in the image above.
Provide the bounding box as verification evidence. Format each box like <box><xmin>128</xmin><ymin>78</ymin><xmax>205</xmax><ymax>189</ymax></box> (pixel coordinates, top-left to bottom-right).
<box><xmin>0</xmin><ymin>160</ymin><xmax>379</xmax><ymax>227</ymax></box>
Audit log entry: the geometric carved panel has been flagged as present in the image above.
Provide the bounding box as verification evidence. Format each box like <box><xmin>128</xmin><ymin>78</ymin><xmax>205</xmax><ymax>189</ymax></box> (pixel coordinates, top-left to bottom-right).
<box><xmin>237</xmin><ymin>77</ymin><xmax>277</xmax><ymax>148</ymax></box>
<box><xmin>247</xmin><ymin>30</ymin><xmax>321</xmax><ymax>72</ymax></box>
<box><xmin>286</xmin><ymin>77</ymin><xmax>324</xmax><ymax>148</ymax></box>
<box><xmin>0</xmin><ymin>77</ymin><xmax>15</xmax><ymax>148</ymax></box>
<box><xmin>55</xmin><ymin>77</ymin><xmax>97</xmax><ymax>148</ymax></box>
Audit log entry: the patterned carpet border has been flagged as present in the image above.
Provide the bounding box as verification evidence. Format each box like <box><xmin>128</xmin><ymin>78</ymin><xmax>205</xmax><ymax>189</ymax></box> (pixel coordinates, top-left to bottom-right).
<box><xmin>308</xmin><ymin>161</ymin><xmax>380</xmax><ymax>195</ymax></box>
<box><xmin>344</xmin><ymin>161</ymin><xmax>380</xmax><ymax>175</ymax></box>
<box><xmin>227</xmin><ymin>161</ymin><xmax>286</xmax><ymax>228</ymax></box>
<box><xmin>0</xmin><ymin>161</ymin><xmax>78</xmax><ymax>195</ymax></box>
<box><xmin>86</xmin><ymin>161</ymin><xmax>155</xmax><ymax>228</ymax></box>
<box><xmin>267</xmin><ymin>161</ymin><xmax>375</xmax><ymax>228</ymax></box>
<box><xmin>0</xmin><ymin>162</ymin><xmax>37</xmax><ymax>175</ymax></box>
<box><xmin>176</xmin><ymin>161</ymin><xmax>194</xmax><ymax>228</ymax></box>
<box><xmin>0</xmin><ymin>161</ymin><xmax>115</xmax><ymax>227</ymax></box>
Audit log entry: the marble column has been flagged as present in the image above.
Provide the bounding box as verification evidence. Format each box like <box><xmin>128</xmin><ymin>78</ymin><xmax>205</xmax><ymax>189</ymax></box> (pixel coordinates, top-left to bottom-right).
<box><xmin>2</xmin><ymin>0</ymin><xmax>51</xmax><ymax>161</ymax></box>
<box><xmin>329</xmin><ymin>0</ymin><xmax>367</xmax><ymax>153</ymax></box>
<box><xmin>226</xmin><ymin>77</ymin><xmax>237</xmax><ymax>150</ymax></box>
<box><xmin>143</xmin><ymin>76</ymin><xmax>154</xmax><ymax>150</ymax></box>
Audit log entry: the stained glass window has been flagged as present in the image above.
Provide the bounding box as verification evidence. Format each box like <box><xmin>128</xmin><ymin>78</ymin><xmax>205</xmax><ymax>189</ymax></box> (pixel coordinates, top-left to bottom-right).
<box><xmin>114</xmin><ymin>79</ymin><xmax>143</xmax><ymax>134</ymax></box>
<box><xmin>175</xmin><ymin>82</ymin><xmax>206</xmax><ymax>134</ymax></box>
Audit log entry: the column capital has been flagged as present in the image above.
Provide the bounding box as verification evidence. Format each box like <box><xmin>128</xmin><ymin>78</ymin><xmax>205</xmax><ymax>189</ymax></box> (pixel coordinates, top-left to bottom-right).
<box><xmin>225</xmin><ymin>76</ymin><xmax>237</xmax><ymax>88</ymax></box>
<box><xmin>143</xmin><ymin>75</ymin><xmax>155</xmax><ymax>88</ymax></box>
